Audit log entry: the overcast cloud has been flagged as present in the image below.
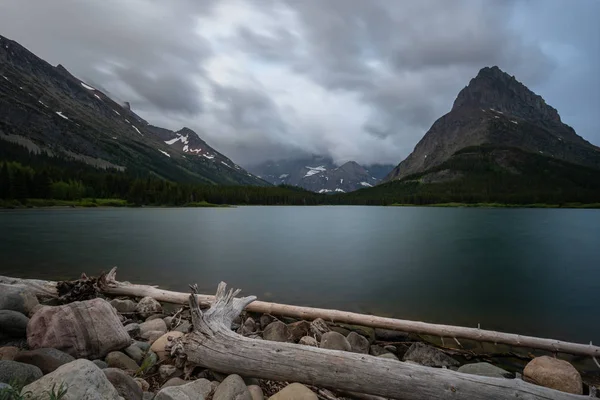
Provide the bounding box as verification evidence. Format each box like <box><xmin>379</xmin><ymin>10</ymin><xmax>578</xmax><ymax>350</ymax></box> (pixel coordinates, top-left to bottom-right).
<box><xmin>1</xmin><ymin>0</ymin><xmax>598</xmax><ymax>166</ymax></box>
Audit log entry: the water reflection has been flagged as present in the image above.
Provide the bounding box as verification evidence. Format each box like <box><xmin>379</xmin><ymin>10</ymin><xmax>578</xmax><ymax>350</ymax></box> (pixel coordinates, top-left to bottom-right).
<box><xmin>0</xmin><ymin>207</ymin><xmax>598</xmax><ymax>343</ymax></box>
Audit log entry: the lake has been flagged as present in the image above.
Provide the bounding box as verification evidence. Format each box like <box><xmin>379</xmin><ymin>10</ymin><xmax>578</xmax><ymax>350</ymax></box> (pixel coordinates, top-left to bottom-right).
<box><xmin>1</xmin><ymin>206</ymin><xmax>598</xmax><ymax>344</ymax></box>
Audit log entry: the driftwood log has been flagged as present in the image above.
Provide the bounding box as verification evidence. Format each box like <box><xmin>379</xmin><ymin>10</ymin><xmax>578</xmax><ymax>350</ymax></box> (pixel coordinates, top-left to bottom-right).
<box><xmin>2</xmin><ymin>268</ymin><xmax>600</xmax><ymax>359</ymax></box>
<box><xmin>169</xmin><ymin>282</ymin><xmax>590</xmax><ymax>400</ymax></box>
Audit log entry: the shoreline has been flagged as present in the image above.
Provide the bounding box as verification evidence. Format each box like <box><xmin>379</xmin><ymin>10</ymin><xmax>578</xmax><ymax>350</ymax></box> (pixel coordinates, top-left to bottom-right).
<box><xmin>1</xmin><ymin>274</ymin><xmax>597</xmax><ymax>398</ymax></box>
<box><xmin>2</xmin><ymin>198</ymin><xmax>600</xmax><ymax>210</ymax></box>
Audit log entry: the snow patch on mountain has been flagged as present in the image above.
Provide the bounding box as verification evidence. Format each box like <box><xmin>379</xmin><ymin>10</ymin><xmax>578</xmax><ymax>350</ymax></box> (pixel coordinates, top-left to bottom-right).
<box><xmin>303</xmin><ymin>166</ymin><xmax>326</xmax><ymax>178</ymax></box>
<box><xmin>80</xmin><ymin>82</ymin><xmax>95</xmax><ymax>90</ymax></box>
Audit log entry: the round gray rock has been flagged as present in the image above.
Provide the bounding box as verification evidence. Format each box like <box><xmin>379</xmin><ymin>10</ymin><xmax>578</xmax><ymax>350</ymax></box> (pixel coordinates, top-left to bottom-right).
<box><xmin>0</xmin><ymin>360</ymin><xmax>42</xmax><ymax>385</ymax></box>
<box><xmin>136</xmin><ymin>297</ymin><xmax>162</xmax><ymax>319</ymax></box>
<box><xmin>110</xmin><ymin>299</ymin><xmax>138</xmax><ymax>314</ymax></box>
<box><xmin>139</xmin><ymin>319</ymin><xmax>167</xmax><ymax>339</ymax></box>
<box><xmin>14</xmin><ymin>348</ymin><xmax>75</xmax><ymax>374</ymax></box>
<box><xmin>213</xmin><ymin>374</ymin><xmax>252</xmax><ymax>400</ymax></box>
<box><xmin>320</xmin><ymin>331</ymin><xmax>351</xmax><ymax>352</ymax></box>
<box><xmin>104</xmin><ymin>367</ymin><xmax>143</xmax><ymax>400</ymax></box>
<box><xmin>105</xmin><ymin>351</ymin><xmax>139</xmax><ymax>371</ymax></box>
<box><xmin>0</xmin><ymin>310</ymin><xmax>28</xmax><ymax>338</ymax></box>
<box><xmin>0</xmin><ymin>360</ymin><xmax>44</xmax><ymax>384</ymax></box>
<box><xmin>263</xmin><ymin>321</ymin><xmax>290</xmax><ymax>342</ymax></box>
<box><xmin>0</xmin><ymin>284</ymin><xmax>39</xmax><ymax>315</ymax></box>
<box><xmin>155</xmin><ymin>378</ymin><xmax>213</xmax><ymax>400</ymax></box>
<box><xmin>347</xmin><ymin>331</ymin><xmax>369</xmax><ymax>354</ymax></box>
<box><xmin>22</xmin><ymin>359</ymin><xmax>121</xmax><ymax>399</ymax></box>
<box><xmin>124</xmin><ymin>344</ymin><xmax>145</xmax><ymax>364</ymax></box>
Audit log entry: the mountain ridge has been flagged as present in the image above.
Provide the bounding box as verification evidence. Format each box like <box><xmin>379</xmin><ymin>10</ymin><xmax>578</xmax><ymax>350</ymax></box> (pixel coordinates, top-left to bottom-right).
<box><xmin>385</xmin><ymin>66</ymin><xmax>600</xmax><ymax>182</ymax></box>
<box><xmin>0</xmin><ymin>34</ymin><xmax>267</xmax><ymax>186</ymax></box>
<box><xmin>247</xmin><ymin>156</ymin><xmax>393</xmax><ymax>193</ymax></box>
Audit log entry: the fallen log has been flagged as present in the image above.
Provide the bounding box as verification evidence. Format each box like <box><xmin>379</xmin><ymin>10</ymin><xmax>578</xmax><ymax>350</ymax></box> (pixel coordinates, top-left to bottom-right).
<box><xmin>0</xmin><ymin>275</ymin><xmax>58</xmax><ymax>299</ymax></box>
<box><xmin>170</xmin><ymin>282</ymin><xmax>589</xmax><ymax>400</ymax></box>
<box><xmin>2</xmin><ymin>269</ymin><xmax>600</xmax><ymax>359</ymax></box>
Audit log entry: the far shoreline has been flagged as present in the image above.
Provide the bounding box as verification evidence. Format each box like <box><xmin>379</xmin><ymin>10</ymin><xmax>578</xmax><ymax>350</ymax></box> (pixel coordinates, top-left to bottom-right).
<box><xmin>1</xmin><ymin>198</ymin><xmax>600</xmax><ymax>210</ymax></box>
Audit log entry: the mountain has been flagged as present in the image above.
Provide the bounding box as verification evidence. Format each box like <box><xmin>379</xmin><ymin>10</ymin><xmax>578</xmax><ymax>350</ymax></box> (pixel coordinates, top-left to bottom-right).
<box><xmin>0</xmin><ymin>34</ymin><xmax>266</xmax><ymax>186</ymax></box>
<box><xmin>247</xmin><ymin>156</ymin><xmax>394</xmax><ymax>193</ymax></box>
<box><xmin>385</xmin><ymin>66</ymin><xmax>600</xmax><ymax>183</ymax></box>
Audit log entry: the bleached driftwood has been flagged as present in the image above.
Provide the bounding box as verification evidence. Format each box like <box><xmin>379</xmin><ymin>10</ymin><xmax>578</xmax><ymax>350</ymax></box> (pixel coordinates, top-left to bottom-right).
<box><xmin>97</xmin><ymin>269</ymin><xmax>600</xmax><ymax>358</ymax></box>
<box><xmin>0</xmin><ymin>275</ymin><xmax>58</xmax><ymax>299</ymax></box>
<box><xmin>170</xmin><ymin>282</ymin><xmax>589</xmax><ymax>400</ymax></box>
<box><xmin>2</xmin><ymin>268</ymin><xmax>600</xmax><ymax>358</ymax></box>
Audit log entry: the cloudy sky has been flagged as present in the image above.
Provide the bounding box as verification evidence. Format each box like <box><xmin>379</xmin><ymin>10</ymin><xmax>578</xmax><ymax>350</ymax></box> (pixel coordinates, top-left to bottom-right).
<box><xmin>1</xmin><ymin>0</ymin><xmax>598</xmax><ymax>166</ymax></box>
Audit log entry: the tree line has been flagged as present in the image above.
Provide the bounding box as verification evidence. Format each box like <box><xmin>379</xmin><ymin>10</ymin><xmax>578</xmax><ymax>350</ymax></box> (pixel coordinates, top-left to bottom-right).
<box><xmin>1</xmin><ymin>140</ymin><xmax>599</xmax><ymax>206</ymax></box>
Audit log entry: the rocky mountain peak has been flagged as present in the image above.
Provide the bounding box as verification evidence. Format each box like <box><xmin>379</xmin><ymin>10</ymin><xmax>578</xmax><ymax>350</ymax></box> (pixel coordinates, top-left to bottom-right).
<box><xmin>452</xmin><ymin>66</ymin><xmax>561</xmax><ymax>125</ymax></box>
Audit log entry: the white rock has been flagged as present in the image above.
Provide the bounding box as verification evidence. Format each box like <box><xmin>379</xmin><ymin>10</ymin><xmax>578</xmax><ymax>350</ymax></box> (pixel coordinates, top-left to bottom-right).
<box><xmin>22</xmin><ymin>359</ymin><xmax>121</xmax><ymax>400</ymax></box>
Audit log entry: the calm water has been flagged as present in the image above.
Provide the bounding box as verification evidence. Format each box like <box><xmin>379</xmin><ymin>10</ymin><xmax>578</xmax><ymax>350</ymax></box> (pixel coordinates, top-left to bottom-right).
<box><xmin>1</xmin><ymin>206</ymin><xmax>599</xmax><ymax>343</ymax></box>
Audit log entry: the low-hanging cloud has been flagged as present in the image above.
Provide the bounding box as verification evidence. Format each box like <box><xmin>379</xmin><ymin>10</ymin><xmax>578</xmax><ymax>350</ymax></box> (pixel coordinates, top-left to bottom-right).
<box><xmin>0</xmin><ymin>0</ymin><xmax>598</xmax><ymax>167</ymax></box>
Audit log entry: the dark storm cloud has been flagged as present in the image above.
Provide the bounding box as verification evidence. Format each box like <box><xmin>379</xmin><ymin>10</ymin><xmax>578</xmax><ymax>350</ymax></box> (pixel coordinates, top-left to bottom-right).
<box><xmin>115</xmin><ymin>68</ymin><xmax>203</xmax><ymax>114</ymax></box>
<box><xmin>0</xmin><ymin>0</ymin><xmax>597</xmax><ymax>166</ymax></box>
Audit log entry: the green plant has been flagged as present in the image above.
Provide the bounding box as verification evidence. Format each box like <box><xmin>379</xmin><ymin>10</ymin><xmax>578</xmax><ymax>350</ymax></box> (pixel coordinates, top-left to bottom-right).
<box><xmin>0</xmin><ymin>379</ymin><xmax>31</xmax><ymax>400</ymax></box>
<box><xmin>46</xmin><ymin>383</ymin><xmax>68</xmax><ymax>400</ymax></box>
<box><xmin>0</xmin><ymin>381</ymin><xmax>67</xmax><ymax>400</ymax></box>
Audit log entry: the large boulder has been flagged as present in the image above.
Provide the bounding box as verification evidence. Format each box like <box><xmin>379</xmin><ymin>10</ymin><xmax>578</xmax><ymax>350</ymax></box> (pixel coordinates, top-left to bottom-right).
<box><xmin>155</xmin><ymin>378</ymin><xmax>213</xmax><ymax>400</ymax></box>
<box><xmin>104</xmin><ymin>367</ymin><xmax>143</xmax><ymax>400</ymax></box>
<box><xmin>263</xmin><ymin>321</ymin><xmax>291</xmax><ymax>342</ymax></box>
<box><xmin>0</xmin><ymin>310</ymin><xmax>29</xmax><ymax>337</ymax></box>
<box><xmin>213</xmin><ymin>374</ymin><xmax>252</xmax><ymax>400</ymax></box>
<box><xmin>27</xmin><ymin>298</ymin><xmax>131</xmax><ymax>359</ymax></box>
<box><xmin>14</xmin><ymin>348</ymin><xmax>75</xmax><ymax>374</ymax></box>
<box><xmin>346</xmin><ymin>332</ymin><xmax>369</xmax><ymax>354</ymax></box>
<box><xmin>105</xmin><ymin>351</ymin><xmax>139</xmax><ymax>371</ymax></box>
<box><xmin>458</xmin><ymin>362</ymin><xmax>512</xmax><ymax>379</ymax></box>
<box><xmin>151</xmin><ymin>331</ymin><xmax>184</xmax><ymax>362</ymax></box>
<box><xmin>320</xmin><ymin>331</ymin><xmax>351</xmax><ymax>352</ymax></box>
<box><xmin>523</xmin><ymin>356</ymin><xmax>582</xmax><ymax>394</ymax></box>
<box><xmin>22</xmin><ymin>359</ymin><xmax>121</xmax><ymax>400</ymax></box>
<box><xmin>136</xmin><ymin>297</ymin><xmax>162</xmax><ymax>319</ymax></box>
<box><xmin>402</xmin><ymin>342</ymin><xmax>459</xmax><ymax>368</ymax></box>
<box><xmin>0</xmin><ymin>360</ymin><xmax>42</xmax><ymax>385</ymax></box>
<box><xmin>269</xmin><ymin>383</ymin><xmax>318</xmax><ymax>400</ymax></box>
<box><xmin>0</xmin><ymin>284</ymin><xmax>39</xmax><ymax>315</ymax></box>
<box><xmin>110</xmin><ymin>299</ymin><xmax>137</xmax><ymax>314</ymax></box>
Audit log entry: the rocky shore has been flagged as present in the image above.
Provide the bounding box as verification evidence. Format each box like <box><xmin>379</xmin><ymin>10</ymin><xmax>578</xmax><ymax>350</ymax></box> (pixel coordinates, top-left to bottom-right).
<box><xmin>0</xmin><ymin>281</ymin><xmax>596</xmax><ymax>399</ymax></box>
